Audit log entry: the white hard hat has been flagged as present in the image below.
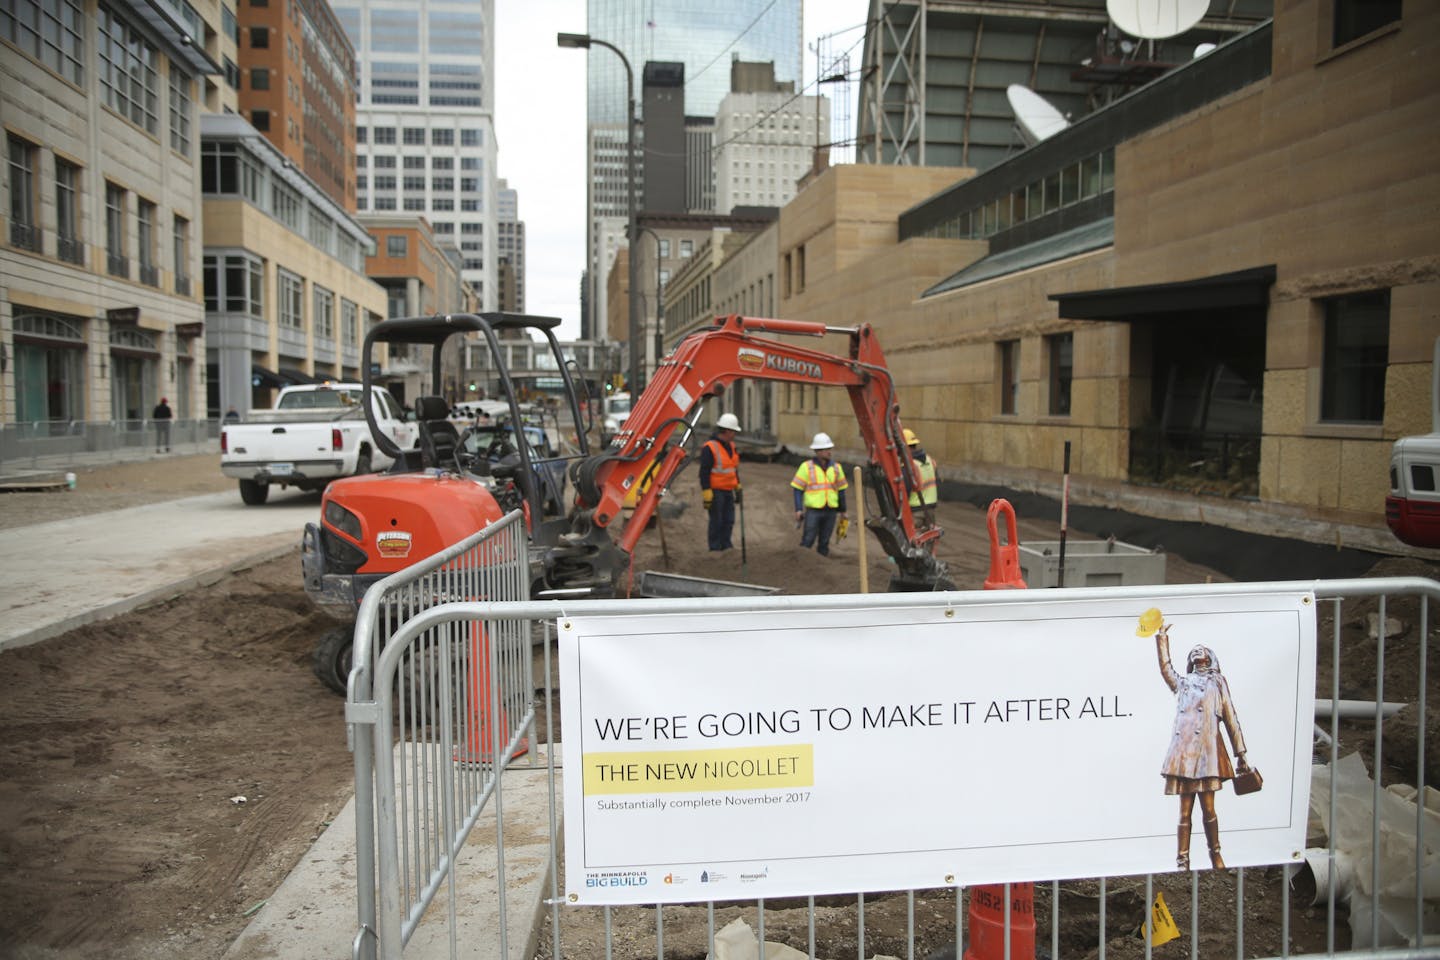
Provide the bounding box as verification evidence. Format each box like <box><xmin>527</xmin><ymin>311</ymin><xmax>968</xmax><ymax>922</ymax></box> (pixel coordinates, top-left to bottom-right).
<box><xmin>811</xmin><ymin>432</ymin><xmax>833</xmax><ymax>450</ymax></box>
<box><xmin>716</xmin><ymin>412</ymin><xmax>741</xmax><ymax>431</ymax></box>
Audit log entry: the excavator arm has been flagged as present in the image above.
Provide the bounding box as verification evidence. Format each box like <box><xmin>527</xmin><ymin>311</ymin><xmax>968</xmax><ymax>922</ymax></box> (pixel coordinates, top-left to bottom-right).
<box><xmin>548</xmin><ymin>315</ymin><xmax>951</xmax><ymax>596</ymax></box>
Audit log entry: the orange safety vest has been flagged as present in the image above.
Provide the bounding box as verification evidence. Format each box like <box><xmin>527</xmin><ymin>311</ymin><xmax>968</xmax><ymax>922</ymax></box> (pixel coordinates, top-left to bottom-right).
<box><xmin>908</xmin><ymin>457</ymin><xmax>938</xmax><ymax>506</ymax></box>
<box><xmin>791</xmin><ymin>459</ymin><xmax>847</xmax><ymax>509</ymax></box>
<box><xmin>704</xmin><ymin>439</ymin><xmax>740</xmax><ymax>490</ymax></box>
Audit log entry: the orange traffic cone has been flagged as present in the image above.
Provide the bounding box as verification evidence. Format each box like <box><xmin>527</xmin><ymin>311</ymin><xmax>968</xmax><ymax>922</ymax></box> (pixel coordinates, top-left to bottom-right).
<box><xmin>454</xmin><ymin>621</ymin><xmax>528</xmax><ymax>764</ymax></box>
<box><xmin>965</xmin><ymin>498</ymin><xmax>1035</xmax><ymax>960</ymax></box>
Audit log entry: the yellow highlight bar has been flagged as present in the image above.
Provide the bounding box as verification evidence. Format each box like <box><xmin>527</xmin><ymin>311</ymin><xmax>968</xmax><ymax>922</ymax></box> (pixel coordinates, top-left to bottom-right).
<box><xmin>583</xmin><ymin>744</ymin><xmax>814</xmax><ymax>795</ymax></box>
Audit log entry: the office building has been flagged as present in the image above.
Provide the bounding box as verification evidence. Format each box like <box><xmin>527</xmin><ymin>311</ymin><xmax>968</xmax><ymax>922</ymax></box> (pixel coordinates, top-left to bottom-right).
<box><xmin>495</xmin><ymin>178</ymin><xmax>524</xmax><ymax>312</ymax></box>
<box><xmin>714</xmin><ymin>61</ymin><xmax>828</xmax><ymax>214</ymax></box>
<box><xmin>332</xmin><ymin>0</ymin><xmax>498</xmax><ymax>310</ymax></box>
<box><xmin>581</xmin><ymin>0</ymin><xmax>802</xmax><ymax>340</ymax></box>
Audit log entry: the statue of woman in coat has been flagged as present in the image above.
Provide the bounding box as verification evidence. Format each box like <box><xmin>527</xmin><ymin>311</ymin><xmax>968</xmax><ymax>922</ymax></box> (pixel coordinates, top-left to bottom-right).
<box><xmin>1140</xmin><ymin>608</ymin><xmax>1251</xmax><ymax>870</ymax></box>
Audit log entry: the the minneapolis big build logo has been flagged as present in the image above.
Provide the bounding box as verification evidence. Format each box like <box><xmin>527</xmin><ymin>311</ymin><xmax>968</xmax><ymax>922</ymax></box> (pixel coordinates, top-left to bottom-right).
<box><xmin>585</xmin><ymin>870</ymin><xmax>649</xmax><ymax>889</ymax></box>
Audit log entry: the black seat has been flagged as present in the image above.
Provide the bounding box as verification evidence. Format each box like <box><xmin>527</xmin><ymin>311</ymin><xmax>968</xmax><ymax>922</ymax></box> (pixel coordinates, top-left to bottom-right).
<box><xmin>414</xmin><ymin>396</ymin><xmax>461</xmax><ymax>470</ymax></box>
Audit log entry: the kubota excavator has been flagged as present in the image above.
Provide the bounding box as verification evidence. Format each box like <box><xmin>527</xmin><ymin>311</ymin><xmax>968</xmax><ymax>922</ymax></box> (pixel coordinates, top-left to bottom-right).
<box><xmin>304</xmin><ymin>312</ymin><xmax>951</xmax><ymax>692</ymax></box>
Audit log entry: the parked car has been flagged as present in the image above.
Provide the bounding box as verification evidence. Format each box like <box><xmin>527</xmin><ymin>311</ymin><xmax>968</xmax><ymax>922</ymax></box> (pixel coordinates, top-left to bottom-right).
<box><xmin>220</xmin><ymin>383</ymin><xmax>418</xmax><ymax>505</ymax></box>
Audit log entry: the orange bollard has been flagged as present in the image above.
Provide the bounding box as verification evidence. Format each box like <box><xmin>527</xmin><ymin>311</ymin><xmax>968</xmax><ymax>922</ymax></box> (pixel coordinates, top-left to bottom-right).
<box><xmin>454</xmin><ymin>621</ymin><xmax>529</xmax><ymax>764</ymax></box>
<box><xmin>965</xmin><ymin>498</ymin><xmax>1035</xmax><ymax>960</ymax></box>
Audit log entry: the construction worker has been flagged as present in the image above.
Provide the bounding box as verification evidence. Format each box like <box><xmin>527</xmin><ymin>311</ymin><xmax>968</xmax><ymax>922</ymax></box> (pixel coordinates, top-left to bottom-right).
<box><xmin>791</xmin><ymin>432</ymin><xmax>848</xmax><ymax>557</ymax></box>
<box><xmin>904</xmin><ymin>427</ymin><xmax>938</xmax><ymax>530</ymax></box>
<box><xmin>699</xmin><ymin>412</ymin><xmax>742</xmax><ymax>551</ymax></box>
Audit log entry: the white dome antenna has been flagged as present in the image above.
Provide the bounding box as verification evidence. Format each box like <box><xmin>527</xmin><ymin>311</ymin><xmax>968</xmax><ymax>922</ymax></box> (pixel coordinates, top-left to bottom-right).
<box><xmin>1107</xmin><ymin>0</ymin><xmax>1208</xmax><ymax>40</ymax></box>
<box><xmin>1006</xmin><ymin>84</ymin><xmax>1070</xmax><ymax>146</ymax></box>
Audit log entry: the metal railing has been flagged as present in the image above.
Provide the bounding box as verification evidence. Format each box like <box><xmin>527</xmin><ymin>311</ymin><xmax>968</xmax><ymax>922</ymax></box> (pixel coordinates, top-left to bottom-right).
<box><xmin>0</xmin><ymin>419</ymin><xmax>217</xmax><ymax>468</ymax></box>
<box><xmin>106</xmin><ymin>252</ymin><xmax>128</xmax><ymax>277</ymax></box>
<box><xmin>349</xmin><ymin>573</ymin><xmax>1438</xmax><ymax>959</ymax></box>
<box><xmin>57</xmin><ymin>234</ymin><xmax>84</xmax><ymax>264</ymax></box>
<box><xmin>10</xmin><ymin>221</ymin><xmax>42</xmax><ymax>252</ymax></box>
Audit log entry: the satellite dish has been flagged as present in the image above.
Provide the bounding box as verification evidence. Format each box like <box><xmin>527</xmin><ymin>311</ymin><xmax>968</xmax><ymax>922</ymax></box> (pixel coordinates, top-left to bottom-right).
<box><xmin>1107</xmin><ymin>0</ymin><xmax>1208</xmax><ymax>40</ymax></box>
<box><xmin>1006</xmin><ymin>84</ymin><xmax>1070</xmax><ymax>146</ymax></box>
<box><xmin>1193</xmin><ymin>42</ymin><xmax>1218</xmax><ymax>58</ymax></box>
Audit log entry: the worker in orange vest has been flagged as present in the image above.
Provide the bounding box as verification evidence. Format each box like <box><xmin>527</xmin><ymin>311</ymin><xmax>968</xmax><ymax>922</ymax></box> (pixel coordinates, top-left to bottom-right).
<box><xmin>791</xmin><ymin>433</ymin><xmax>848</xmax><ymax>557</ymax></box>
<box><xmin>700</xmin><ymin>412</ymin><xmax>743</xmax><ymax>551</ymax></box>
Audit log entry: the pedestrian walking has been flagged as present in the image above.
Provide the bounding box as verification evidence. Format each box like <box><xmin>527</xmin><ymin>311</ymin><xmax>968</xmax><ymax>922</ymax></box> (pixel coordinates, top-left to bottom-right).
<box><xmin>152</xmin><ymin>397</ymin><xmax>173</xmax><ymax>452</ymax></box>
<box><xmin>791</xmin><ymin>432</ymin><xmax>848</xmax><ymax>557</ymax></box>
<box><xmin>699</xmin><ymin>412</ymin><xmax>742</xmax><ymax>551</ymax></box>
<box><xmin>904</xmin><ymin>428</ymin><xmax>938</xmax><ymax>529</ymax></box>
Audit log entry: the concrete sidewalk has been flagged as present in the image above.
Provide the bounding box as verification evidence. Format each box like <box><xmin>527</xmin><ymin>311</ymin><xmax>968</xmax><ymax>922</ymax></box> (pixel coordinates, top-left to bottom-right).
<box><xmin>0</xmin><ymin>486</ymin><xmax>317</xmax><ymax>651</ymax></box>
<box><xmin>224</xmin><ymin>747</ymin><xmax>560</xmax><ymax>960</ymax></box>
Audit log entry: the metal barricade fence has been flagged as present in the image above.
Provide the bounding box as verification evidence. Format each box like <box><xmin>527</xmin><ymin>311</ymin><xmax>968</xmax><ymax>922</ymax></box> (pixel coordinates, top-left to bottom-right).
<box><xmin>349</xmin><ymin>572</ymin><xmax>1438</xmax><ymax>960</ymax></box>
<box><xmin>347</xmin><ymin>511</ymin><xmax>534</xmax><ymax>960</ymax></box>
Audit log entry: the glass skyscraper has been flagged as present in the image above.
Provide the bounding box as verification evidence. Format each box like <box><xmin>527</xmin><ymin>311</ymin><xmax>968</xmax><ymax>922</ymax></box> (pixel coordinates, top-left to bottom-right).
<box><xmin>583</xmin><ymin>0</ymin><xmax>803</xmax><ymax>340</ymax></box>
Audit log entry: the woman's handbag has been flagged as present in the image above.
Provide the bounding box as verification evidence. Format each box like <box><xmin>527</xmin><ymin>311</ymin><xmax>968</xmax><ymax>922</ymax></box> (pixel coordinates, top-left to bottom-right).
<box><xmin>1232</xmin><ymin>766</ymin><xmax>1263</xmax><ymax>795</ymax></box>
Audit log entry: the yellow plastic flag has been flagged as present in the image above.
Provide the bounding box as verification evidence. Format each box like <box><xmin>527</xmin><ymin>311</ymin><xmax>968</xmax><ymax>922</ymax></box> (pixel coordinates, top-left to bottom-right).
<box><xmin>1143</xmin><ymin>891</ymin><xmax>1181</xmax><ymax>946</ymax></box>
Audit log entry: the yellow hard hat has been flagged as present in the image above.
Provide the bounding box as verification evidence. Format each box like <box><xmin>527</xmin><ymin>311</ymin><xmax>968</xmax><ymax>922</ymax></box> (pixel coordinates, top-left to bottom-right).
<box><xmin>903</xmin><ymin>428</ymin><xmax>920</xmax><ymax>446</ymax></box>
<box><xmin>1136</xmin><ymin>607</ymin><xmax>1164</xmax><ymax>637</ymax></box>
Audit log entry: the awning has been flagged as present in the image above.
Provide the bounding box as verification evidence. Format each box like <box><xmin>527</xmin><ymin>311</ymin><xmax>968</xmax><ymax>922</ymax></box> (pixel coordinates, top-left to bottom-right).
<box><xmin>1049</xmin><ymin>265</ymin><xmax>1276</xmax><ymax>320</ymax></box>
<box><xmin>251</xmin><ymin>365</ymin><xmax>287</xmax><ymax>389</ymax></box>
<box><xmin>922</xmin><ymin>218</ymin><xmax>1115</xmax><ymax>298</ymax></box>
<box><xmin>279</xmin><ymin>367</ymin><xmax>323</xmax><ymax>384</ymax></box>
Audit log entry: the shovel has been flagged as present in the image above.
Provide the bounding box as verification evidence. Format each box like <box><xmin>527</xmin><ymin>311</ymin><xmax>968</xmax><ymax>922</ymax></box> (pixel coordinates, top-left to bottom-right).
<box><xmin>738</xmin><ymin>490</ymin><xmax>748</xmax><ymax>571</ymax></box>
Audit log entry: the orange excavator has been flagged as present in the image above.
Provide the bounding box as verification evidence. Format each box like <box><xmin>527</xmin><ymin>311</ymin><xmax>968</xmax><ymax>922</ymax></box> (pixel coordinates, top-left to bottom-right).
<box><xmin>305</xmin><ymin>312</ymin><xmax>950</xmax><ymax>691</ymax></box>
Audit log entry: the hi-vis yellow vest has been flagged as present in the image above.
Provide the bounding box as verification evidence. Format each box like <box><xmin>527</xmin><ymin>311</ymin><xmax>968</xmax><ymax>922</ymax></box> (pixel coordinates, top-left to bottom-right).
<box><xmin>908</xmin><ymin>457</ymin><xmax>938</xmax><ymax>506</ymax></box>
<box><xmin>792</xmin><ymin>460</ymin><xmax>847</xmax><ymax>509</ymax></box>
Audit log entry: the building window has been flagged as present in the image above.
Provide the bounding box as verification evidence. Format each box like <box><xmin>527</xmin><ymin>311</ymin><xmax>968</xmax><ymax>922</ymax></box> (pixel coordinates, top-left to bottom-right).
<box><xmin>55</xmin><ymin>158</ymin><xmax>82</xmax><ymax>263</ymax></box>
<box><xmin>402</xmin><ymin>175</ymin><xmax>425</xmax><ymax>192</ymax></box>
<box><xmin>658</xmin><ymin>238</ymin><xmax>670</xmax><ymax>258</ymax></box>
<box><xmin>136</xmin><ymin>199</ymin><xmax>158</xmax><ymax>285</ymax></box>
<box><xmin>341</xmin><ymin>298</ymin><xmax>358</xmax><ymax>345</ymax></box>
<box><xmin>14</xmin><ymin>312</ymin><xmax>87</xmax><ymax>422</ymax></box>
<box><xmin>271</xmin><ymin>180</ymin><xmax>301</xmax><ymax>229</ymax></box>
<box><xmin>373</xmin><ymin>127</ymin><xmax>396</xmax><ymax>145</ymax></box>
<box><xmin>1046</xmin><ymin>332</ymin><xmax>1073</xmax><ymax>416</ymax></box>
<box><xmin>313</xmin><ymin>285</ymin><xmax>334</xmax><ymax>340</ymax></box>
<box><xmin>680</xmin><ymin>239</ymin><xmax>693</xmax><ymax>258</ymax></box>
<box><xmin>375</xmin><ymin>197</ymin><xmax>396</xmax><ymax>210</ymax></box>
<box><xmin>461</xmin><ymin>128</ymin><xmax>482</xmax><ymax>146</ymax></box>
<box><xmin>373</xmin><ymin>155</ymin><xmax>395</xmax><ymax>169</ymax></box>
<box><xmin>169</xmin><ymin>68</ymin><xmax>192</xmax><ymax>156</ymax></box>
<box><xmin>403</xmin><ymin>198</ymin><xmax>424</xmax><ymax>211</ymax></box>
<box><xmin>432</xmin><ymin>129</ymin><xmax>454</xmax><ymax>146</ymax></box>
<box><xmin>796</xmin><ymin>244</ymin><xmax>806</xmax><ymax>294</ymax></box>
<box><xmin>460</xmin><ymin>178</ymin><xmax>480</xmax><ymax>193</ymax></box>
<box><xmin>1334</xmin><ymin>0</ymin><xmax>1401</xmax><ymax>46</ymax></box>
<box><xmin>432</xmin><ymin>176</ymin><xmax>454</xmax><ymax>191</ymax></box>
<box><xmin>249</xmin><ymin>67</ymin><xmax>269</xmax><ymax>90</ymax></box>
<box><xmin>172</xmin><ymin>215</ymin><xmax>190</xmax><ymax>295</ymax></box>
<box><xmin>999</xmin><ymin>339</ymin><xmax>1019</xmax><ymax>415</ymax></box>
<box><xmin>278</xmin><ymin>270</ymin><xmax>303</xmax><ymax>329</ymax></box>
<box><xmin>249</xmin><ymin>25</ymin><xmax>268</xmax><ymax>48</ymax></box>
<box><xmin>204</xmin><ymin>253</ymin><xmax>264</xmax><ymax>316</ymax></box>
<box><xmin>356</xmin><ymin>126</ymin><xmax>367</xmax><ymax>143</ymax></box>
<box><xmin>2</xmin><ymin>0</ymin><xmax>85</xmax><ymax>84</ymax></box>
<box><xmin>105</xmin><ymin>182</ymin><xmax>127</xmax><ymax>277</ymax></box>
<box><xmin>98</xmin><ymin>6</ymin><xmax>160</xmax><ymax>133</ymax></box>
<box><xmin>386</xmin><ymin>235</ymin><xmax>407</xmax><ymax>258</ymax></box>
<box><xmin>1321</xmin><ymin>290</ymin><xmax>1389</xmax><ymax>423</ymax></box>
<box><xmin>306</xmin><ymin>203</ymin><xmax>332</xmax><ymax>250</ymax></box>
<box><xmin>7</xmin><ymin>134</ymin><xmax>40</xmax><ymax>252</ymax></box>
<box><xmin>251</xmin><ymin>109</ymin><xmax>270</xmax><ymax>131</ymax></box>
<box><xmin>222</xmin><ymin>3</ymin><xmax>237</xmax><ymax>42</ymax></box>
<box><xmin>223</xmin><ymin>56</ymin><xmax>240</xmax><ymax>90</ymax></box>
<box><xmin>402</xmin><ymin>127</ymin><xmax>425</xmax><ymax>145</ymax></box>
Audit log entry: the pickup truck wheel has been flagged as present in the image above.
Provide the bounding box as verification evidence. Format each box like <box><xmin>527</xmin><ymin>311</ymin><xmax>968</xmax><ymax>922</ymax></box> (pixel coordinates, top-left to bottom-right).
<box><xmin>313</xmin><ymin>625</ymin><xmax>353</xmax><ymax>695</ymax></box>
<box><xmin>238</xmin><ymin>479</ymin><xmax>270</xmax><ymax>505</ymax></box>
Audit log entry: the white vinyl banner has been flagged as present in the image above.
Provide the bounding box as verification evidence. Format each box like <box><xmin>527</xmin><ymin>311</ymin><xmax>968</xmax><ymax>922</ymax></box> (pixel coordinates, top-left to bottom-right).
<box><xmin>559</xmin><ymin>592</ymin><xmax>1316</xmax><ymax>905</ymax></box>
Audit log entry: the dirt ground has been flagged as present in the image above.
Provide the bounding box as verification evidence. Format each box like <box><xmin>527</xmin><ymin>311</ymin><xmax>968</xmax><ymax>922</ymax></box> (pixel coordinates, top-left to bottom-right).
<box><xmin>0</xmin><ymin>452</ymin><xmax>1435</xmax><ymax>959</ymax></box>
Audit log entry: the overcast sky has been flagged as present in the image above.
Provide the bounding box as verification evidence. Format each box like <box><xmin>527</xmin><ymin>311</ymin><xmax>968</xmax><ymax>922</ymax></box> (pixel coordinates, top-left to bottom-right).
<box><xmin>493</xmin><ymin>1</ymin><xmax>871</xmax><ymax>340</ymax></box>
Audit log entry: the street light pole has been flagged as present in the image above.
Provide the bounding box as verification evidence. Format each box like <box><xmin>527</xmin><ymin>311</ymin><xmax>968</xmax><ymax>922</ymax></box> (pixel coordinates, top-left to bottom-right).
<box><xmin>636</xmin><ymin>225</ymin><xmax>665</xmax><ymax>375</ymax></box>
<box><xmin>557</xmin><ymin>32</ymin><xmax>639</xmax><ymax>397</ymax></box>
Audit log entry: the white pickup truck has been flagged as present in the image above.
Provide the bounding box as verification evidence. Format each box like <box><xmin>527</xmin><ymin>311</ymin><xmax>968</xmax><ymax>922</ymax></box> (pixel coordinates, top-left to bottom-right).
<box><xmin>220</xmin><ymin>383</ymin><xmax>418</xmax><ymax>504</ymax></box>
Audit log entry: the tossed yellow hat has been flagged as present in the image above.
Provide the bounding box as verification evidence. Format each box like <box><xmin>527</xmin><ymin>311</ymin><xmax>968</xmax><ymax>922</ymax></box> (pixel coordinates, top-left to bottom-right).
<box><xmin>1136</xmin><ymin>607</ymin><xmax>1164</xmax><ymax>637</ymax></box>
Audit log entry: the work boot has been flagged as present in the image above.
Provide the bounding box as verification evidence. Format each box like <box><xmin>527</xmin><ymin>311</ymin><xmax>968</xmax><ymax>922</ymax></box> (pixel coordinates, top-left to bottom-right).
<box><xmin>1203</xmin><ymin>816</ymin><xmax>1225</xmax><ymax>869</ymax></box>
<box><xmin>1176</xmin><ymin>820</ymin><xmax>1191</xmax><ymax>870</ymax></box>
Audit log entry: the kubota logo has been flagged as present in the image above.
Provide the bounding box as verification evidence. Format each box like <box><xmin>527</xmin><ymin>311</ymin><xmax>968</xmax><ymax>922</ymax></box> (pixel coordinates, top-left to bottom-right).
<box><xmin>765</xmin><ymin>354</ymin><xmax>824</xmax><ymax>380</ymax></box>
<box><xmin>376</xmin><ymin>531</ymin><xmax>412</xmax><ymax>558</ymax></box>
<box><xmin>737</xmin><ymin>347</ymin><xmax>765</xmax><ymax>371</ymax></box>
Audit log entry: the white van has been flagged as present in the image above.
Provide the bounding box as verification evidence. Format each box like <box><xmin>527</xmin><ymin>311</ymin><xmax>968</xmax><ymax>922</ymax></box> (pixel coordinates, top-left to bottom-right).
<box><xmin>1387</xmin><ymin>433</ymin><xmax>1440</xmax><ymax>547</ymax></box>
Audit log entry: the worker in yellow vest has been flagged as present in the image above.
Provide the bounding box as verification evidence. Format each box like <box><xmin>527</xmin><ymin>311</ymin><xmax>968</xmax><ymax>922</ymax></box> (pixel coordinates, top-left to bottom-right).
<box><xmin>791</xmin><ymin>432</ymin><xmax>848</xmax><ymax>557</ymax></box>
<box><xmin>904</xmin><ymin>427</ymin><xmax>938</xmax><ymax>530</ymax></box>
<box><xmin>700</xmin><ymin>412</ymin><xmax>742</xmax><ymax>551</ymax></box>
